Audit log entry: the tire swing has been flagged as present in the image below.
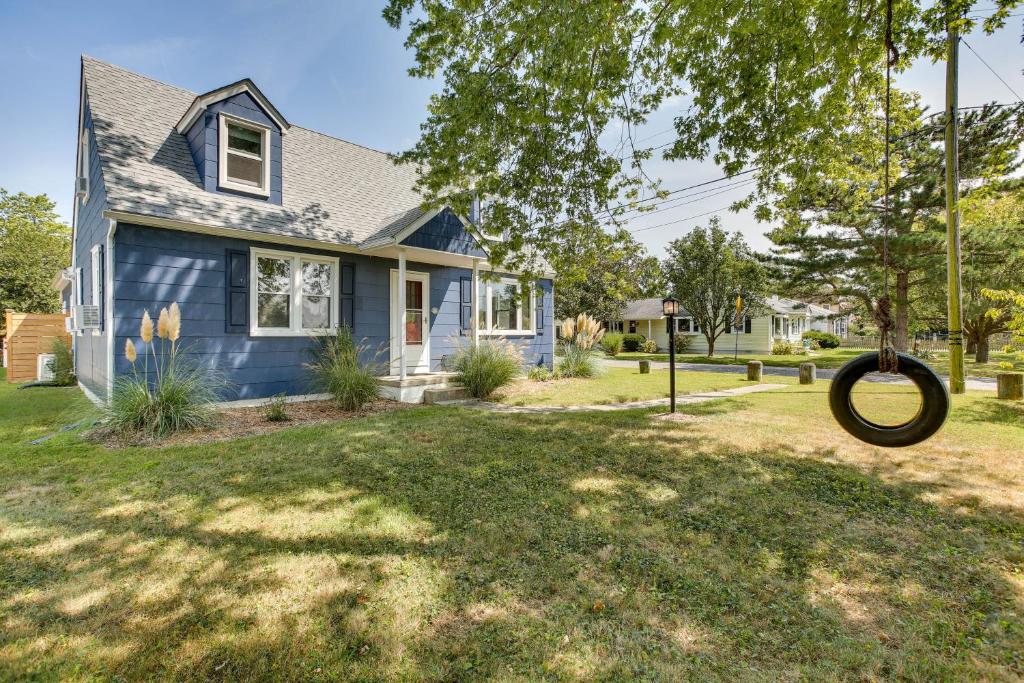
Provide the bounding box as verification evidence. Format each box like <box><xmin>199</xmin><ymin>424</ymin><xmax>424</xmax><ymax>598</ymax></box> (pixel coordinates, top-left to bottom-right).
<box><xmin>828</xmin><ymin>4</ymin><xmax>950</xmax><ymax>448</ymax></box>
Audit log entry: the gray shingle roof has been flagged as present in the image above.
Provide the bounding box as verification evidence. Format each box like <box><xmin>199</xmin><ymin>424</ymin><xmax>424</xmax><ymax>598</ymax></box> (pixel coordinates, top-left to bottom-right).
<box><xmin>619</xmin><ymin>297</ymin><xmax>691</xmax><ymax>320</ymax></box>
<box><xmin>83</xmin><ymin>56</ymin><xmax>425</xmax><ymax>247</ymax></box>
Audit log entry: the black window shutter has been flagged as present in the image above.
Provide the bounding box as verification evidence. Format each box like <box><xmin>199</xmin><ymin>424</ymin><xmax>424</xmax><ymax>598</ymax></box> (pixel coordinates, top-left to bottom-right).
<box><xmin>340</xmin><ymin>263</ymin><xmax>355</xmax><ymax>328</ymax></box>
<box><xmin>97</xmin><ymin>244</ymin><xmax>104</xmax><ymax>331</ymax></box>
<box><xmin>535</xmin><ymin>287</ymin><xmax>544</xmax><ymax>333</ymax></box>
<box><xmin>744</xmin><ymin>316</ymin><xmax>752</xmax><ymax>333</ymax></box>
<box><xmin>459</xmin><ymin>276</ymin><xmax>472</xmax><ymax>335</ymax></box>
<box><xmin>225</xmin><ymin>249</ymin><xmax>248</xmax><ymax>333</ymax></box>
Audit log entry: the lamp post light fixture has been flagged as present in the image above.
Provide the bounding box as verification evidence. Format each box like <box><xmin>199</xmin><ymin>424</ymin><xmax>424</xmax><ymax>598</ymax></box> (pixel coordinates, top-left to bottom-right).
<box><xmin>662</xmin><ymin>296</ymin><xmax>680</xmax><ymax>413</ymax></box>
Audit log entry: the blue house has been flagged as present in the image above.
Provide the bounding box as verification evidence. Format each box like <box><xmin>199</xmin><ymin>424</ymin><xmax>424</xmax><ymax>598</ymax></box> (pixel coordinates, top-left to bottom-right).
<box><xmin>58</xmin><ymin>57</ymin><xmax>554</xmax><ymax>405</ymax></box>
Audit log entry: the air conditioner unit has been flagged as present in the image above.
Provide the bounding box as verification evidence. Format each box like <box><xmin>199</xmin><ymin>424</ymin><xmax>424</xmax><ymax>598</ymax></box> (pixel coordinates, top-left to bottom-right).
<box><xmin>37</xmin><ymin>354</ymin><xmax>56</xmax><ymax>382</ymax></box>
<box><xmin>74</xmin><ymin>304</ymin><xmax>100</xmax><ymax>329</ymax></box>
<box><xmin>75</xmin><ymin>176</ymin><xmax>89</xmax><ymax>198</ymax></box>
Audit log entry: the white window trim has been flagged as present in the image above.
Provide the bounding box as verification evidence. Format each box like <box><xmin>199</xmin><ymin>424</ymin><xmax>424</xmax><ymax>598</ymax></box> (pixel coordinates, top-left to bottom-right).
<box><xmin>90</xmin><ymin>245</ymin><xmax>101</xmax><ymax>306</ymax></box>
<box><xmin>79</xmin><ymin>129</ymin><xmax>90</xmax><ymax>205</ymax></box>
<box><xmin>478</xmin><ymin>277</ymin><xmax>536</xmax><ymax>336</ymax></box>
<box><xmin>249</xmin><ymin>247</ymin><xmax>338</xmax><ymax>337</ymax></box>
<box><xmin>218</xmin><ymin>113</ymin><xmax>271</xmax><ymax>197</ymax></box>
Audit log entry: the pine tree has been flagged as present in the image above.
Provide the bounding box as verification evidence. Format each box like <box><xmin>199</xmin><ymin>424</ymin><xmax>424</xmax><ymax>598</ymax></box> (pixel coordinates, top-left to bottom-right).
<box><xmin>767</xmin><ymin>98</ymin><xmax>1023</xmax><ymax>351</ymax></box>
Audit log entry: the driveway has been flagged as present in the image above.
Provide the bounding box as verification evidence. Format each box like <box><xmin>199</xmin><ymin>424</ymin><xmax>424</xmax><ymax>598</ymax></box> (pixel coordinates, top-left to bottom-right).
<box><xmin>602</xmin><ymin>358</ymin><xmax>998</xmax><ymax>392</ymax></box>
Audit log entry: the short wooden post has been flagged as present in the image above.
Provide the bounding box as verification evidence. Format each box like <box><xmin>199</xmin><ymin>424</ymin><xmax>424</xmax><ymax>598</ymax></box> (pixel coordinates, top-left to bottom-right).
<box><xmin>997</xmin><ymin>372</ymin><xmax>1023</xmax><ymax>400</ymax></box>
<box><xmin>799</xmin><ymin>362</ymin><xmax>816</xmax><ymax>385</ymax></box>
<box><xmin>638</xmin><ymin>360</ymin><xmax>650</xmax><ymax>375</ymax></box>
<box><xmin>747</xmin><ymin>360</ymin><xmax>762</xmax><ymax>382</ymax></box>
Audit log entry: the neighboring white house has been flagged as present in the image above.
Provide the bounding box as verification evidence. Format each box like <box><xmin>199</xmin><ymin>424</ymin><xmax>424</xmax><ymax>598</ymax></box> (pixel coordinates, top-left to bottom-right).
<box><xmin>611</xmin><ymin>296</ymin><xmax>827</xmax><ymax>354</ymax></box>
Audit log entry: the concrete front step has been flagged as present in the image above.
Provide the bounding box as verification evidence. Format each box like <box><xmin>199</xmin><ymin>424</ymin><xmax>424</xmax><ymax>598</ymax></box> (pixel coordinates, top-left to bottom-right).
<box><xmin>422</xmin><ymin>385</ymin><xmax>472</xmax><ymax>404</ymax></box>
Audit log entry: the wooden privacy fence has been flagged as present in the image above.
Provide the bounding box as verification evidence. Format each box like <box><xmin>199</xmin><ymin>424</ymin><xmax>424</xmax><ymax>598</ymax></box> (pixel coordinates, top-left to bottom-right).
<box><xmin>3</xmin><ymin>310</ymin><xmax>71</xmax><ymax>383</ymax></box>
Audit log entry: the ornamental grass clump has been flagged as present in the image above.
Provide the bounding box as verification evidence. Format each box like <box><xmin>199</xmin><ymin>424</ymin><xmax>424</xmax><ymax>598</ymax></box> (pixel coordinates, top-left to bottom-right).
<box><xmin>110</xmin><ymin>302</ymin><xmax>220</xmax><ymax>437</ymax></box>
<box><xmin>557</xmin><ymin>313</ymin><xmax>604</xmax><ymax>378</ymax></box>
<box><xmin>307</xmin><ymin>326</ymin><xmax>381</xmax><ymax>411</ymax></box>
<box><xmin>451</xmin><ymin>338</ymin><xmax>523</xmax><ymax>398</ymax></box>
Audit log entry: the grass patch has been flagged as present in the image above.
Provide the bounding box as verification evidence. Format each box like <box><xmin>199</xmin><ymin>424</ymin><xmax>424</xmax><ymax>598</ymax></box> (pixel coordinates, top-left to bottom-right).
<box><xmin>618</xmin><ymin>347</ymin><xmax>1024</xmax><ymax>377</ymax></box>
<box><xmin>497</xmin><ymin>367</ymin><xmax>784</xmax><ymax>406</ymax></box>
<box><xmin>1</xmin><ymin>368</ymin><xmax>1022</xmax><ymax>680</ymax></box>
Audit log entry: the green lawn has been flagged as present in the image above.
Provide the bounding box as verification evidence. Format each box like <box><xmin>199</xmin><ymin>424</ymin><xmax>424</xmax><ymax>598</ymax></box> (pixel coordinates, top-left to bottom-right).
<box><xmin>617</xmin><ymin>347</ymin><xmax>1024</xmax><ymax>377</ymax></box>
<box><xmin>2</xmin><ymin>368</ymin><xmax>1023</xmax><ymax>680</ymax></box>
<box><xmin>497</xmin><ymin>367</ymin><xmax>787</xmax><ymax>407</ymax></box>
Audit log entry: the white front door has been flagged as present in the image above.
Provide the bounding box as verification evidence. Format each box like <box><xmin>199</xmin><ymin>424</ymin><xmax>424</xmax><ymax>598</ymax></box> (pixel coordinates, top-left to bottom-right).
<box><xmin>390</xmin><ymin>269</ymin><xmax>430</xmax><ymax>374</ymax></box>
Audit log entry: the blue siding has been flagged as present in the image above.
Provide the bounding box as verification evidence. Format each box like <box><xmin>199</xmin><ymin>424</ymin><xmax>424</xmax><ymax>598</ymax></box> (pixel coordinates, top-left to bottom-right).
<box><xmin>73</xmin><ymin>95</ymin><xmax>111</xmax><ymax>400</ymax></box>
<box><xmin>400</xmin><ymin>210</ymin><xmax>487</xmax><ymax>257</ymax></box>
<box><xmin>111</xmin><ymin>224</ymin><xmax>553</xmax><ymax>401</ymax></box>
<box><xmin>183</xmin><ymin>91</ymin><xmax>283</xmax><ymax>204</ymax></box>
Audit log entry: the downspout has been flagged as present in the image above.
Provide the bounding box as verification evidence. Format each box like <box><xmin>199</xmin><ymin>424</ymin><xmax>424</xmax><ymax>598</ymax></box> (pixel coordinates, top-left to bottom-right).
<box><xmin>105</xmin><ymin>218</ymin><xmax>117</xmax><ymax>402</ymax></box>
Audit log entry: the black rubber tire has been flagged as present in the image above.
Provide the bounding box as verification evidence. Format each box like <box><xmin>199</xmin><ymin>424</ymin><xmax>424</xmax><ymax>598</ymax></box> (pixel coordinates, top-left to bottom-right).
<box><xmin>829</xmin><ymin>351</ymin><xmax>950</xmax><ymax>448</ymax></box>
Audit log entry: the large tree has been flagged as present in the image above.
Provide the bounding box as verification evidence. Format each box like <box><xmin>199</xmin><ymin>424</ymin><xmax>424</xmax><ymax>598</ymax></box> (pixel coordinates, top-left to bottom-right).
<box><xmin>551</xmin><ymin>225</ymin><xmax>664</xmax><ymax>322</ymax></box>
<box><xmin>382</xmin><ymin>0</ymin><xmax>1017</xmax><ymax>275</ymax></box>
<box><xmin>767</xmin><ymin>99</ymin><xmax>1024</xmax><ymax>351</ymax></box>
<box><xmin>0</xmin><ymin>190</ymin><xmax>71</xmax><ymax>315</ymax></box>
<box><xmin>918</xmin><ymin>181</ymin><xmax>1024</xmax><ymax>362</ymax></box>
<box><xmin>663</xmin><ymin>218</ymin><xmax>768</xmax><ymax>357</ymax></box>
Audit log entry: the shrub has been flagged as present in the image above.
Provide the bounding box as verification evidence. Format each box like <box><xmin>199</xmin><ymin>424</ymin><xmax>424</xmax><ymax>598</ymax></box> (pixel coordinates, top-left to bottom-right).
<box><xmin>600</xmin><ymin>332</ymin><xmax>624</xmax><ymax>356</ymax></box>
<box><xmin>264</xmin><ymin>392</ymin><xmax>290</xmax><ymax>422</ymax></box>
<box><xmin>307</xmin><ymin>326</ymin><xmax>381</xmax><ymax>410</ymax></box>
<box><xmin>558</xmin><ymin>314</ymin><xmax>604</xmax><ymax>378</ymax></box>
<box><xmin>802</xmin><ymin>330</ymin><xmax>841</xmax><ymax>349</ymax></box>
<box><xmin>451</xmin><ymin>338</ymin><xmax>523</xmax><ymax>398</ymax></box>
<box><xmin>673</xmin><ymin>334</ymin><xmax>691</xmax><ymax>354</ymax></box>
<box><xmin>528</xmin><ymin>365</ymin><xmax>552</xmax><ymax>382</ymax></box>
<box><xmin>48</xmin><ymin>338</ymin><xmax>76</xmax><ymax>386</ymax></box>
<box><xmin>622</xmin><ymin>333</ymin><xmax>646</xmax><ymax>352</ymax></box>
<box><xmin>641</xmin><ymin>338</ymin><xmax>659</xmax><ymax>353</ymax></box>
<box><xmin>558</xmin><ymin>343</ymin><xmax>600</xmax><ymax>378</ymax></box>
<box><xmin>109</xmin><ymin>303</ymin><xmax>220</xmax><ymax>437</ymax></box>
<box><xmin>771</xmin><ymin>339</ymin><xmax>794</xmax><ymax>355</ymax></box>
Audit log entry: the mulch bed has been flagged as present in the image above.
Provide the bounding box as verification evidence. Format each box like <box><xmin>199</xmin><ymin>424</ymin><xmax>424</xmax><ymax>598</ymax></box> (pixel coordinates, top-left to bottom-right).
<box><xmin>88</xmin><ymin>399</ymin><xmax>406</xmax><ymax>449</ymax></box>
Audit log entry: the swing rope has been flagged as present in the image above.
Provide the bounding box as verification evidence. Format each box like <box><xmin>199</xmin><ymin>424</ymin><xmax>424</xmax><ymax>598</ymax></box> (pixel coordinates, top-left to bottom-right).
<box><xmin>874</xmin><ymin>0</ymin><xmax>900</xmax><ymax>373</ymax></box>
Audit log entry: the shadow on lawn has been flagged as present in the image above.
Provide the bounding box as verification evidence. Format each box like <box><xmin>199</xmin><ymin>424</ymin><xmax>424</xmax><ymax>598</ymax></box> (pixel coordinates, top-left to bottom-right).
<box><xmin>955</xmin><ymin>397</ymin><xmax>1024</xmax><ymax>426</ymax></box>
<box><xmin>1</xmin><ymin>408</ymin><xmax>1022</xmax><ymax>680</ymax></box>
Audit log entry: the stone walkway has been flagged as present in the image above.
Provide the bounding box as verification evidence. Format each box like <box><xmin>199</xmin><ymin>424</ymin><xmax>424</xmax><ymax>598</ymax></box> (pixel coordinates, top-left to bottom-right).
<box><xmin>456</xmin><ymin>382</ymin><xmax>787</xmax><ymax>413</ymax></box>
<box><xmin>601</xmin><ymin>358</ymin><xmax>998</xmax><ymax>392</ymax></box>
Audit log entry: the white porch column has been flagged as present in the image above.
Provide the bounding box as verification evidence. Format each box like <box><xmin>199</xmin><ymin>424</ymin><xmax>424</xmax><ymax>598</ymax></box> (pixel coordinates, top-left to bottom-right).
<box><xmin>647</xmin><ymin>320</ymin><xmax>652</xmax><ymax>339</ymax></box>
<box><xmin>472</xmin><ymin>258</ymin><xmax>480</xmax><ymax>346</ymax></box>
<box><xmin>398</xmin><ymin>248</ymin><xmax>407</xmax><ymax>380</ymax></box>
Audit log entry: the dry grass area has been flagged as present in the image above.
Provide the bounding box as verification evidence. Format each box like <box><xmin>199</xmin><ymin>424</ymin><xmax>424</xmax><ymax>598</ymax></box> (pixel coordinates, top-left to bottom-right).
<box><xmin>1</xmin><ymin>370</ymin><xmax>1023</xmax><ymax>681</ymax></box>
<box><xmin>88</xmin><ymin>399</ymin><xmax>404</xmax><ymax>448</ymax></box>
<box><xmin>495</xmin><ymin>367</ymin><xmax>769</xmax><ymax>406</ymax></box>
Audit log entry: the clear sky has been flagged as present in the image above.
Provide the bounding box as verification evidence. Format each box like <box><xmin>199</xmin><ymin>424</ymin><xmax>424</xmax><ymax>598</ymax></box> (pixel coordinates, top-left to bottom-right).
<box><xmin>0</xmin><ymin>0</ymin><xmax>1020</xmax><ymax>257</ymax></box>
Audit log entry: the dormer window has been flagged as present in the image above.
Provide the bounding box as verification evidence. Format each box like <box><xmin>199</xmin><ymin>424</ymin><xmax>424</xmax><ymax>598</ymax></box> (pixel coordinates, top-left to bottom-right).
<box><xmin>218</xmin><ymin>114</ymin><xmax>270</xmax><ymax>196</ymax></box>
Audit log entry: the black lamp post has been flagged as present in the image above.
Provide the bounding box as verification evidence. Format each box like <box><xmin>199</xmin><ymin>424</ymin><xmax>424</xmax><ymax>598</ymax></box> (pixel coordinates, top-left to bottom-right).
<box><xmin>662</xmin><ymin>296</ymin><xmax>680</xmax><ymax>413</ymax></box>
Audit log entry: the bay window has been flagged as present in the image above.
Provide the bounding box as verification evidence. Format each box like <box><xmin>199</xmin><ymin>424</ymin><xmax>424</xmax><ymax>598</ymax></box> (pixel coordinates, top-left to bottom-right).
<box><xmin>477</xmin><ymin>278</ymin><xmax>536</xmax><ymax>334</ymax></box>
<box><xmin>250</xmin><ymin>248</ymin><xmax>337</xmax><ymax>335</ymax></box>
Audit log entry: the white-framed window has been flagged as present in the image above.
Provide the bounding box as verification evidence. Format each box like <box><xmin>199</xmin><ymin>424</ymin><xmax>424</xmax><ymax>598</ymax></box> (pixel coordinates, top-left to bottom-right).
<box><xmin>78</xmin><ymin>129</ymin><xmax>90</xmax><ymax>204</ymax></box>
<box><xmin>477</xmin><ymin>277</ymin><xmax>535</xmax><ymax>335</ymax></box>
<box><xmin>250</xmin><ymin>247</ymin><xmax>338</xmax><ymax>336</ymax></box>
<box><xmin>678</xmin><ymin>317</ymin><xmax>700</xmax><ymax>333</ymax></box>
<box><xmin>219</xmin><ymin>113</ymin><xmax>271</xmax><ymax>196</ymax></box>
<box><xmin>90</xmin><ymin>245</ymin><xmax>101</xmax><ymax>306</ymax></box>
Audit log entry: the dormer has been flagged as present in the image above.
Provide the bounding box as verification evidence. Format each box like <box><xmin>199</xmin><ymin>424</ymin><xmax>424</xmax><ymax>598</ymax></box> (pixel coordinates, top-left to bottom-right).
<box><xmin>175</xmin><ymin>79</ymin><xmax>288</xmax><ymax>204</ymax></box>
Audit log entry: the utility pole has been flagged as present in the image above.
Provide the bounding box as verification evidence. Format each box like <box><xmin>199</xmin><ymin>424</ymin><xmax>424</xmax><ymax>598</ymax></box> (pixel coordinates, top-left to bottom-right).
<box><xmin>944</xmin><ymin>20</ymin><xmax>966</xmax><ymax>394</ymax></box>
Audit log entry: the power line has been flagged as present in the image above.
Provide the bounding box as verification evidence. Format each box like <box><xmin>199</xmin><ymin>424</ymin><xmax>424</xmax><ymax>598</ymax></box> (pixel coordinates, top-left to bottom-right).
<box><xmin>961</xmin><ymin>38</ymin><xmax>1023</xmax><ymax>102</ymax></box>
<box><xmin>613</xmin><ymin>178</ymin><xmax>757</xmax><ymax>221</ymax></box>
<box><xmin>628</xmin><ymin>204</ymin><xmax>739</xmax><ymax>234</ymax></box>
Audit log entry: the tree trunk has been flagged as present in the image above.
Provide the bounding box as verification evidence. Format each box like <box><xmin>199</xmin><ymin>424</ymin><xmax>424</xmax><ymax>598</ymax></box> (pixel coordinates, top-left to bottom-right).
<box><xmin>976</xmin><ymin>333</ymin><xmax>991</xmax><ymax>364</ymax></box>
<box><xmin>893</xmin><ymin>270</ymin><xmax>910</xmax><ymax>352</ymax></box>
<box><xmin>966</xmin><ymin>337</ymin><xmax>977</xmax><ymax>354</ymax></box>
<box><xmin>706</xmin><ymin>333</ymin><xmax>716</xmax><ymax>357</ymax></box>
